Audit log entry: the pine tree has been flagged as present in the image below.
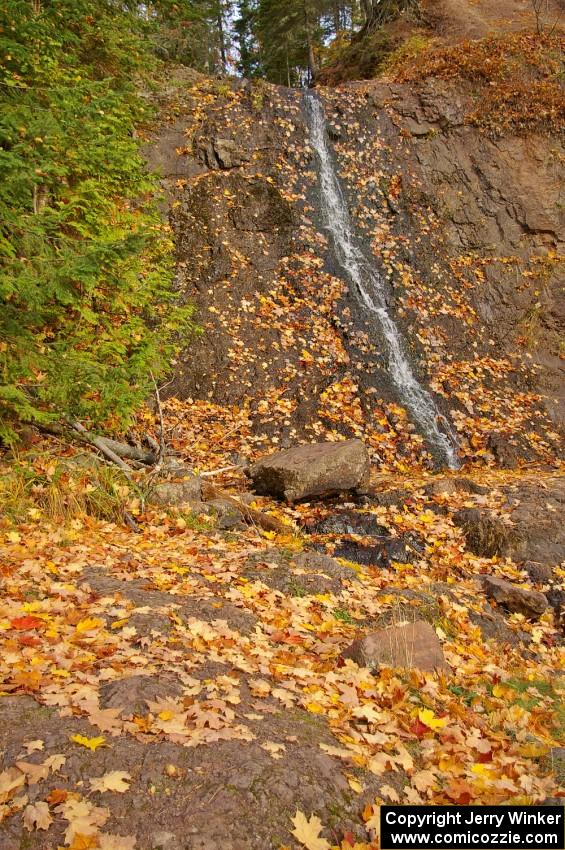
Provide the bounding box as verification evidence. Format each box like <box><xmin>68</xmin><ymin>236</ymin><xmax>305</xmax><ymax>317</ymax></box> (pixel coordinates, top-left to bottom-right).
<box><xmin>0</xmin><ymin>0</ymin><xmax>197</xmax><ymax>444</ymax></box>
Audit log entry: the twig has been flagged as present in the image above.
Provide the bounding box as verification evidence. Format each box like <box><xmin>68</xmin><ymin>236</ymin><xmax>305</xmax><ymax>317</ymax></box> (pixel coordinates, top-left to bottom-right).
<box><xmin>123</xmin><ymin>511</ymin><xmax>141</xmax><ymax>533</ymax></box>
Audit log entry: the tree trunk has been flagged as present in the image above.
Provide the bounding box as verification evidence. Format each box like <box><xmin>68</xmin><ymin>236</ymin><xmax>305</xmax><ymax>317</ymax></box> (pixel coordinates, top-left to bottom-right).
<box><xmin>216</xmin><ymin>1</ymin><xmax>227</xmax><ymax>73</ymax></box>
<box><xmin>304</xmin><ymin>0</ymin><xmax>318</xmax><ymax>81</ymax></box>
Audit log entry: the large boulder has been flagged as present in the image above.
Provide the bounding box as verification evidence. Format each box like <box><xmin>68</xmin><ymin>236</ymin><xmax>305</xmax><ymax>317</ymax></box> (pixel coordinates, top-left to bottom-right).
<box><xmin>248</xmin><ymin>440</ymin><xmax>370</xmax><ymax>503</ymax></box>
<box><xmin>481</xmin><ymin>575</ymin><xmax>548</xmax><ymax>620</ymax></box>
<box><xmin>342</xmin><ymin>620</ymin><xmax>447</xmax><ymax>672</ymax></box>
<box><xmin>454</xmin><ymin>478</ymin><xmax>565</xmax><ymax>566</ymax></box>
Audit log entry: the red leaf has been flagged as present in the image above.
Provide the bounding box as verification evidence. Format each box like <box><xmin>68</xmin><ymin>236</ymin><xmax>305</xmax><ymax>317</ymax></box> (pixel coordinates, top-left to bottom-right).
<box><xmin>10</xmin><ymin>616</ymin><xmax>44</xmax><ymax>630</ymax></box>
<box><xmin>410</xmin><ymin>719</ymin><xmax>430</xmax><ymax>737</ymax></box>
<box><xmin>18</xmin><ymin>635</ymin><xmax>41</xmax><ymax>647</ymax></box>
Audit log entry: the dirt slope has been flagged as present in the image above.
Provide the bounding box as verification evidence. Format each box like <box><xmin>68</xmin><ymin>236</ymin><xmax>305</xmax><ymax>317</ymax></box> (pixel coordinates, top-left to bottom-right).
<box><xmin>424</xmin><ymin>0</ymin><xmax>564</xmax><ymax>41</ymax></box>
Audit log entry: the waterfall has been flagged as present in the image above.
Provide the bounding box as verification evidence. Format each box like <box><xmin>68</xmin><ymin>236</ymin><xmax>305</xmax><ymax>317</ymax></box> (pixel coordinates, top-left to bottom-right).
<box><xmin>304</xmin><ymin>93</ymin><xmax>460</xmax><ymax>469</ymax></box>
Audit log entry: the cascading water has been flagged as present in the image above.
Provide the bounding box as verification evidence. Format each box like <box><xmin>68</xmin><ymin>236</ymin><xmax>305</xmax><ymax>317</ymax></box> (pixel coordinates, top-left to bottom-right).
<box><xmin>304</xmin><ymin>92</ymin><xmax>460</xmax><ymax>470</ymax></box>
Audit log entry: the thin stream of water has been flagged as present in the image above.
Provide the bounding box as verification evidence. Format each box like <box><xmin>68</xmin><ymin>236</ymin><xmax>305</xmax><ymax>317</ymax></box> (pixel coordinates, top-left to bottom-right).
<box><xmin>304</xmin><ymin>93</ymin><xmax>460</xmax><ymax>469</ymax></box>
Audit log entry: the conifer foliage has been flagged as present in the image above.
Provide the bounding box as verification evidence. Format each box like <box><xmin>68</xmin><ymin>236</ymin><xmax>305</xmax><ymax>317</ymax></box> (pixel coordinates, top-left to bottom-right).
<box><xmin>0</xmin><ymin>1</ymin><xmax>197</xmax><ymax>444</ymax></box>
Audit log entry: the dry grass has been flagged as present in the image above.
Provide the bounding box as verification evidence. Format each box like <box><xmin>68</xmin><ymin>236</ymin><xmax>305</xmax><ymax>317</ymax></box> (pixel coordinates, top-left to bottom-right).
<box><xmin>0</xmin><ymin>453</ymin><xmax>135</xmax><ymax>524</ymax></box>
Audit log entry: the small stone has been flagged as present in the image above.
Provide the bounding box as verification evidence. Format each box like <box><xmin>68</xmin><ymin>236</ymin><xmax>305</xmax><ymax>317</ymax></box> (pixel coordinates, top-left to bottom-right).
<box><xmin>342</xmin><ymin>620</ymin><xmax>447</xmax><ymax>672</ymax></box>
<box><xmin>150</xmin><ymin>475</ymin><xmax>202</xmax><ymax>507</ymax></box>
<box><xmin>481</xmin><ymin>575</ymin><xmax>548</xmax><ymax>619</ymax></box>
<box><xmin>525</xmin><ymin>562</ymin><xmax>554</xmax><ymax>585</ymax></box>
<box><xmin>294</xmin><ymin>551</ymin><xmax>357</xmax><ymax>582</ymax></box>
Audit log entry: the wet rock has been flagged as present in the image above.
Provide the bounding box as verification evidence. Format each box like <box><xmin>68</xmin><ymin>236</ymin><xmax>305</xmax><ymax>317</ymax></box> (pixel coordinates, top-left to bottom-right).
<box><xmin>248</xmin><ymin>439</ymin><xmax>370</xmax><ymax>503</ymax></box>
<box><xmin>481</xmin><ymin>576</ymin><xmax>548</xmax><ymax>619</ymax></box>
<box><xmin>501</xmin><ymin>479</ymin><xmax>565</xmax><ymax>566</ymax></box>
<box><xmin>200</xmin><ymin>137</ymin><xmax>250</xmax><ymax>170</ymax></box>
<box><xmin>311</xmin><ymin>509</ymin><xmax>388</xmax><ymax>537</ymax></box>
<box><xmin>150</xmin><ymin>474</ymin><xmax>202</xmax><ymax>507</ymax></box>
<box><xmin>333</xmin><ymin>533</ymin><xmax>423</xmax><ymax>568</ymax></box>
<box><xmin>342</xmin><ymin>620</ymin><xmax>447</xmax><ymax>672</ymax></box>
<box><xmin>214</xmin><ymin>138</ymin><xmax>245</xmax><ymax>169</ymax></box>
<box><xmin>366</xmin><ymin>488</ymin><xmax>410</xmax><ymax>507</ymax></box>
<box><xmin>455</xmin><ymin>479</ymin><xmax>565</xmax><ymax>566</ymax></box>
<box><xmin>469</xmin><ymin>605</ymin><xmax>532</xmax><ymax>647</ymax></box>
<box><xmin>546</xmin><ymin>588</ymin><xmax>564</xmax><ymax>631</ymax></box>
<box><xmin>229</xmin><ymin>178</ymin><xmax>294</xmax><ymax>232</ymax></box>
<box><xmin>453</xmin><ymin>508</ymin><xmax>512</xmax><ymax>558</ymax></box>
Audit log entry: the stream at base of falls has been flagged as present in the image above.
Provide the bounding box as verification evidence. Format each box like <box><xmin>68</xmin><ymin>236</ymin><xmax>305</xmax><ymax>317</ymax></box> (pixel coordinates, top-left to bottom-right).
<box><xmin>304</xmin><ymin>92</ymin><xmax>460</xmax><ymax>470</ymax></box>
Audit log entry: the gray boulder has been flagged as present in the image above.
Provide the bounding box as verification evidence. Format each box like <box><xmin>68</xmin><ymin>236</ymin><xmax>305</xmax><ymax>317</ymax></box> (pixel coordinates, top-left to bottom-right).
<box><xmin>248</xmin><ymin>439</ymin><xmax>370</xmax><ymax>503</ymax></box>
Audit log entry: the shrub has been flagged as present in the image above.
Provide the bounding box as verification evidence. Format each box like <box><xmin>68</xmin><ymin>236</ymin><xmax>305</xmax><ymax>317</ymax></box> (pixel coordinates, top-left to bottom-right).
<box><xmin>0</xmin><ymin>1</ymin><xmax>197</xmax><ymax>445</ymax></box>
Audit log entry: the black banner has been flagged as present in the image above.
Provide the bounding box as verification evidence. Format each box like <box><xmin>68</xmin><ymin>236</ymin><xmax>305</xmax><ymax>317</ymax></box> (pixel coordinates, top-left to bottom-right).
<box><xmin>381</xmin><ymin>805</ymin><xmax>564</xmax><ymax>850</ymax></box>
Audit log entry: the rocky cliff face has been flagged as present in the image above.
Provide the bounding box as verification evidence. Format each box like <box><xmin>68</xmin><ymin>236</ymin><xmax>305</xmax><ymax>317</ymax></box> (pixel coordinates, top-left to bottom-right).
<box><xmin>149</xmin><ymin>53</ymin><xmax>562</xmax><ymax>472</ymax></box>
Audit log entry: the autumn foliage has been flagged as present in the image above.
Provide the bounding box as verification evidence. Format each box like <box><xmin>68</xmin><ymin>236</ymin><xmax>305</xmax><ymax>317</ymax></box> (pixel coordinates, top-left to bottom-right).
<box><xmin>393</xmin><ymin>32</ymin><xmax>565</xmax><ymax>135</ymax></box>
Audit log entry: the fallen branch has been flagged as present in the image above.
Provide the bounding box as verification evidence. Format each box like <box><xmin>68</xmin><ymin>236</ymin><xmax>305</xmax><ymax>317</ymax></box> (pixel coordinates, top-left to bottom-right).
<box><xmin>69</xmin><ymin>420</ymin><xmax>133</xmax><ymax>478</ymax></box>
<box><xmin>201</xmin><ymin>482</ymin><xmax>290</xmax><ymax>535</ymax></box>
<box><xmin>96</xmin><ymin>436</ymin><xmax>155</xmax><ymax>465</ymax></box>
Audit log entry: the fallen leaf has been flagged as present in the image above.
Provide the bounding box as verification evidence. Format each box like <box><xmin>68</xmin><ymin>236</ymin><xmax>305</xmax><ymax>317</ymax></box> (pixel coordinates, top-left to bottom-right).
<box><xmin>10</xmin><ymin>616</ymin><xmax>43</xmax><ymax>630</ymax></box>
<box><xmin>0</xmin><ymin>767</ymin><xmax>25</xmax><ymax>804</ymax></box>
<box><xmin>75</xmin><ymin>618</ymin><xmax>104</xmax><ymax>634</ymax></box>
<box><xmin>24</xmin><ymin>740</ymin><xmax>44</xmax><ymax>754</ymax></box>
<box><xmin>418</xmin><ymin>708</ymin><xmax>447</xmax><ymax>731</ymax></box>
<box><xmin>70</xmin><ymin>735</ymin><xmax>106</xmax><ymax>751</ymax></box>
<box><xmin>23</xmin><ymin>801</ymin><xmax>52</xmax><ymax>831</ymax></box>
<box><xmin>291</xmin><ymin>810</ymin><xmax>330</xmax><ymax>850</ymax></box>
<box><xmin>90</xmin><ymin>771</ymin><xmax>132</xmax><ymax>794</ymax></box>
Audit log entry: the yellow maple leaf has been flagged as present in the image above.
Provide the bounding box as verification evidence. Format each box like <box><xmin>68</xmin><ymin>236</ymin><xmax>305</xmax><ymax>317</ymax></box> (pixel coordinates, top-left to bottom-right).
<box><xmin>291</xmin><ymin>811</ymin><xmax>330</xmax><ymax>850</ymax></box>
<box><xmin>65</xmin><ymin>835</ymin><xmax>100</xmax><ymax>850</ymax></box>
<box><xmin>75</xmin><ymin>618</ymin><xmax>104</xmax><ymax>634</ymax></box>
<box><xmin>418</xmin><ymin>708</ymin><xmax>447</xmax><ymax>731</ymax></box>
<box><xmin>90</xmin><ymin>771</ymin><xmax>131</xmax><ymax>794</ymax></box>
<box><xmin>347</xmin><ymin>775</ymin><xmax>363</xmax><ymax>794</ymax></box>
<box><xmin>70</xmin><ymin>735</ymin><xmax>106</xmax><ymax>751</ymax></box>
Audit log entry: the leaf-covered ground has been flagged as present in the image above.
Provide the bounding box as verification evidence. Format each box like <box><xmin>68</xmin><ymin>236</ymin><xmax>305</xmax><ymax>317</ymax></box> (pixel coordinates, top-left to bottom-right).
<box><xmin>1</xmin><ymin>426</ymin><xmax>563</xmax><ymax>849</ymax></box>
